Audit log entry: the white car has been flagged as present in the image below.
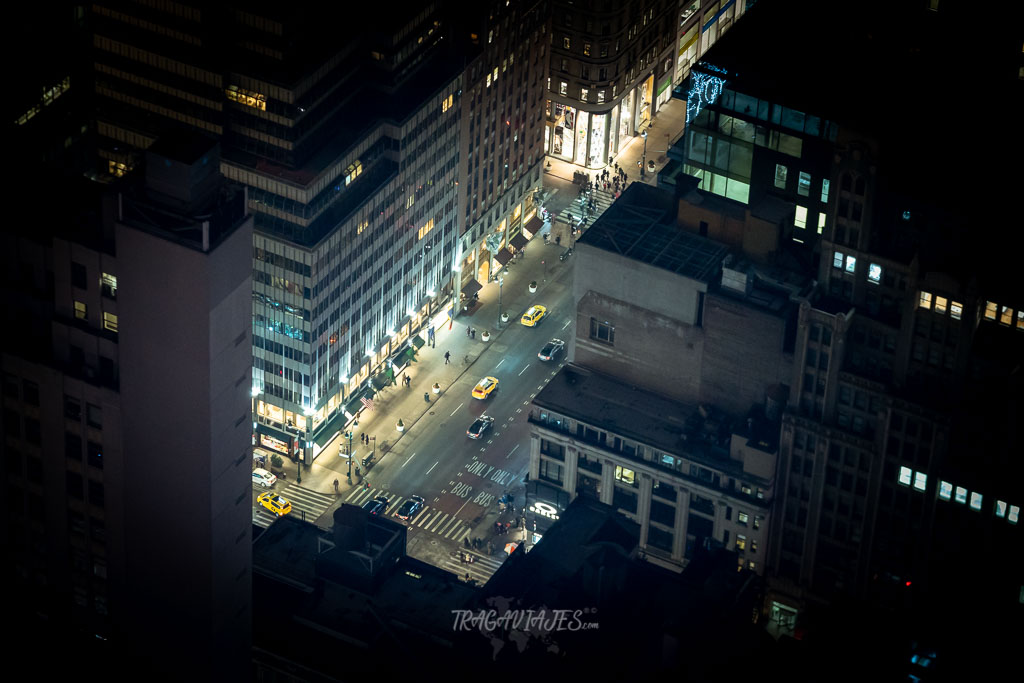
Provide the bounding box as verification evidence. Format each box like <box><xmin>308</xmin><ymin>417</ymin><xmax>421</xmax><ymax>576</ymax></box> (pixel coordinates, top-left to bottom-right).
<box><xmin>252</xmin><ymin>468</ymin><xmax>277</xmax><ymax>488</ymax></box>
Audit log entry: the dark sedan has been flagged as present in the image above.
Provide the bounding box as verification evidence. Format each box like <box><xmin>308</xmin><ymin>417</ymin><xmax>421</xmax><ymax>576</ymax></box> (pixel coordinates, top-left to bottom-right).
<box><xmin>362</xmin><ymin>495</ymin><xmax>390</xmax><ymax>516</ymax></box>
<box><xmin>538</xmin><ymin>338</ymin><xmax>565</xmax><ymax>361</ymax></box>
<box><xmin>395</xmin><ymin>495</ymin><xmax>425</xmax><ymax>521</ymax></box>
<box><xmin>467</xmin><ymin>414</ymin><xmax>495</xmax><ymax>439</ymax></box>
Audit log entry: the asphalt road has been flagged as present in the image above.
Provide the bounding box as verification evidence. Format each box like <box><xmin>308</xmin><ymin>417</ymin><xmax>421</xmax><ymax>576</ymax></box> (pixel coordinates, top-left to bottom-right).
<box><xmin>350</xmin><ymin>259</ymin><xmax>576</xmax><ymax>551</ymax></box>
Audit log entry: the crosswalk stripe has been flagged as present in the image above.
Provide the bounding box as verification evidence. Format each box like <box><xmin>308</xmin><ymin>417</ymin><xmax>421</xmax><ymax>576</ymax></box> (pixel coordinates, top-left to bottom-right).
<box><xmin>430</xmin><ymin>512</ymin><xmax>449</xmax><ymax>532</ymax></box>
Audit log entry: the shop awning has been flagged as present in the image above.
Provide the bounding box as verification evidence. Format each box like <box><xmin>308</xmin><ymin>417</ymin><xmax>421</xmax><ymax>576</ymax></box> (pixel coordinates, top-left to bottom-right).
<box><xmin>524</xmin><ymin>215</ymin><xmax>543</xmax><ymax>236</ymax></box>
<box><xmin>510</xmin><ymin>232</ymin><xmax>528</xmax><ymax>250</ymax></box>
<box><xmin>461</xmin><ymin>278</ymin><xmax>482</xmax><ymax>297</ymax></box>
<box><xmin>494</xmin><ymin>248</ymin><xmax>514</xmax><ymax>266</ymax></box>
<box><xmin>343</xmin><ymin>392</ymin><xmax>365</xmax><ymax>418</ymax></box>
<box><xmin>410</xmin><ymin>334</ymin><xmax>425</xmax><ymax>349</ymax></box>
<box><xmin>370</xmin><ymin>373</ymin><xmax>392</xmax><ymax>391</ymax></box>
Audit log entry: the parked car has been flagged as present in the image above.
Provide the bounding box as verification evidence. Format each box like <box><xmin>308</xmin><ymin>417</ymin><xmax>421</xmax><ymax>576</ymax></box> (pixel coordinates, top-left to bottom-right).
<box><xmin>467</xmin><ymin>414</ymin><xmax>495</xmax><ymax>439</ymax></box>
<box><xmin>257</xmin><ymin>492</ymin><xmax>292</xmax><ymax>516</ymax></box>
<box><xmin>472</xmin><ymin>376</ymin><xmax>499</xmax><ymax>399</ymax></box>
<box><xmin>520</xmin><ymin>304</ymin><xmax>548</xmax><ymax>327</ymax></box>
<box><xmin>538</xmin><ymin>339</ymin><xmax>565</xmax><ymax>361</ymax></box>
<box><xmin>395</xmin><ymin>495</ymin><xmax>425</xmax><ymax>521</ymax></box>
<box><xmin>362</xmin><ymin>495</ymin><xmax>390</xmax><ymax>516</ymax></box>
<box><xmin>252</xmin><ymin>468</ymin><xmax>277</xmax><ymax>488</ymax></box>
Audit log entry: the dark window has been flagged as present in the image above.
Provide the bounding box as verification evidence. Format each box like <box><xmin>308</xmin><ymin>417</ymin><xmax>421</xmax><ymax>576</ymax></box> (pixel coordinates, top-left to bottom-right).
<box><xmin>646</xmin><ymin>525</ymin><xmax>673</xmax><ymax>552</ymax></box>
<box><xmin>5</xmin><ymin>446</ymin><xmax>22</xmax><ymax>475</ymax></box>
<box><xmin>3</xmin><ymin>408</ymin><xmax>20</xmax><ymax>437</ymax></box>
<box><xmin>613</xmin><ymin>486</ymin><xmax>638</xmax><ymax>513</ymax></box>
<box><xmin>27</xmin><ymin>456</ymin><xmax>43</xmax><ymax>483</ymax></box>
<box><xmin>650</xmin><ymin>499</ymin><xmax>675</xmax><ymax>527</ymax></box>
<box><xmin>65</xmin><ymin>433</ymin><xmax>82</xmax><ymax>460</ymax></box>
<box><xmin>2</xmin><ymin>373</ymin><xmax>17</xmax><ymax>398</ymax></box>
<box><xmin>23</xmin><ymin>380</ymin><xmax>39</xmax><ymax>405</ymax></box>
<box><xmin>86</xmin><ymin>403</ymin><xmax>102</xmax><ymax>429</ymax></box>
<box><xmin>25</xmin><ymin>418</ymin><xmax>41</xmax><ymax>445</ymax></box>
<box><xmin>67</xmin><ymin>472</ymin><xmax>84</xmax><ymax>499</ymax></box>
<box><xmin>64</xmin><ymin>395</ymin><xmax>81</xmax><ymax>420</ymax></box>
<box><xmin>87</xmin><ymin>441</ymin><xmax>103</xmax><ymax>470</ymax></box>
<box><xmin>71</xmin><ymin>262</ymin><xmax>87</xmax><ymax>289</ymax></box>
<box><xmin>538</xmin><ymin>458</ymin><xmax>563</xmax><ymax>485</ymax></box>
<box><xmin>88</xmin><ymin>480</ymin><xmax>105</xmax><ymax>507</ymax></box>
<box><xmin>589</xmin><ymin>318</ymin><xmax>615</xmax><ymax>344</ymax></box>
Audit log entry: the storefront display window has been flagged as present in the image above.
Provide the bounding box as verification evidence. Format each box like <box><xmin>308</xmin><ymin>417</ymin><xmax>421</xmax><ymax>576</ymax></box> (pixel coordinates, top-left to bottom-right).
<box><xmin>638</xmin><ymin>75</ymin><xmax>654</xmax><ymax>128</ymax></box>
<box><xmin>551</xmin><ymin>103</ymin><xmax>576</xmax><ymax>160</ymax></box>
<box><xmin>575</xmin><ymin>111</ymin><xmax>590</xmax><ymax>165</ymax></box>
<box><xmin>589</xmin><ymin>113</ymin><xmax>608</xmax><ymax>167</ymax></box>
<box><xmin>618</xmin><ymin>90</ymin><xmax>634</xmax><ymax>150</ymax></box>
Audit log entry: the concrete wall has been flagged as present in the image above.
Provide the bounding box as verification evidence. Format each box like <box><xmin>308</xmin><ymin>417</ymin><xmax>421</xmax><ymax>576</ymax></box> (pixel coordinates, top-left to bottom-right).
<box><xmin>574</xmin><ymin>291</ymin><xmax>704</xmax><ymax>405</ymax></box>
<box><xmin>700</xmin><ymin>290</ymin><xmax>793</xmax><ymax>415</ymax></box>
<box><xmin>116</xmin><ymin>214</ymin><xmax>252</xmax><ymax>674</ymax></box>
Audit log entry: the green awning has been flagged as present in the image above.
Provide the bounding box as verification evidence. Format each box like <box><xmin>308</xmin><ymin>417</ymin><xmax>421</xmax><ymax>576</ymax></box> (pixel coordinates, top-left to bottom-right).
<box><xmin>401</xmin><ymin>347</ymin><xmax>418</xmax><ymax>365</ymax></box>
<box><xmin>410</xmin><ymin>335</ymin><xmax>425</xmax><ymax>349</ymax></box>
<box><xmin>371</xmin><ymin>373</ymin><xmax>391</xmax><ymax>391</ymax></box>
<box><xmin>343</xmin><ymin>393</ymin><xmax>364</xmax><ymax>417</ymax></box>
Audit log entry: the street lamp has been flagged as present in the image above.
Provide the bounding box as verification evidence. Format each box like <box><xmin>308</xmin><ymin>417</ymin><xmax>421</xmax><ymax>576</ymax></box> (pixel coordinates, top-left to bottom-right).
<box><xmin>344</xmin><ymin>430</ymin><xmax>354</xmax><ymax>483</ymax></box>
<box><xmin>640</xmin><ymin>129</ymin><xmax>648</xmax><ymax>179</ymax></box>
<box><xmin>497</xmin><ymin>274</ymin><xmax>504</xmax><ymax>328</ymax></box>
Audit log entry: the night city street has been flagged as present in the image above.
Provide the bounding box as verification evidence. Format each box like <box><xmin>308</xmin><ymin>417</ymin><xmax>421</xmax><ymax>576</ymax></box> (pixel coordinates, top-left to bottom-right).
<box><xmin>4</xmin><ymin>0</ymin><xmax>1022</xmax><ymax>681</ymax></box>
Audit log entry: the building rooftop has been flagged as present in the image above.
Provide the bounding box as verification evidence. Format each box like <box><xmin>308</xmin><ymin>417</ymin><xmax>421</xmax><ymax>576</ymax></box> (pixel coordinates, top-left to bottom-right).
<box><xmin>579</xmin><ymin>182</ymin><xmax>730</xmax><ymax>284</ymax></box>
<box><xmin>533</xmin><ymin>364</ymin><xmax>776</xmax><ymax>485</ymax></box>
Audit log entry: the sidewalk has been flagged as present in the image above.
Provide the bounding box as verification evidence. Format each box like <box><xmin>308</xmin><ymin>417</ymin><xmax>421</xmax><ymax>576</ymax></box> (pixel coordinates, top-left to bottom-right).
<box><xmin>273</xmin><ymin>97</ymin><xmax>690</xmax><ymax>537</ymax></box>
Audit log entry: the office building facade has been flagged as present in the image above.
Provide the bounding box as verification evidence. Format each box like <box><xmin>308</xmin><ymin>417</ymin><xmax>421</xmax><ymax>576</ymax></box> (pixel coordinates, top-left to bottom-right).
<box><xmin>2</xmin><ymin>136</ymin><xmax>254</xmax><ymax>676</ymax></box>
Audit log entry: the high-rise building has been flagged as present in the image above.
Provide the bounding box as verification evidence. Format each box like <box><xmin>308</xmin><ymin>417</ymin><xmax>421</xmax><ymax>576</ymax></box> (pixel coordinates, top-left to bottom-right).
<box><xmin>673</xmin><ymin>0</ymin><xmax>1024</xmax><ymax>637</ymax></box>
<box><xmin>454</xmin><ymin>0</ymin><xmax>549</xmax><ymax>302</ymax></box>
<box><xmin>2</xmin><ymin>134</ymin><xmax>254</xmax><ymax>677</ymax></box>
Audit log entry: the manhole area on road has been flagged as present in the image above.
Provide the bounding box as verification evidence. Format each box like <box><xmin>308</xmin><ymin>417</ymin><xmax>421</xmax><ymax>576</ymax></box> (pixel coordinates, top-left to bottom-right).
<box><xmin>429</xmin><ymin>410</ymin><xmax>435</xmax><ymax>415</ymax></box>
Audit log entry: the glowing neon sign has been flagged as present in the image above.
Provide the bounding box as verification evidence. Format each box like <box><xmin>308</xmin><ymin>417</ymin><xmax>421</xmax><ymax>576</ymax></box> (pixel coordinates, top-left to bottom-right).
<box><xmin>686</xmin><ymin>71</ymin><xmax>726</xmax><ymax>124</ymax></box>
<box><xmin>529</xmin><ymin>502</ymin><xmax>561</xmax><ymax>520</ymax></box>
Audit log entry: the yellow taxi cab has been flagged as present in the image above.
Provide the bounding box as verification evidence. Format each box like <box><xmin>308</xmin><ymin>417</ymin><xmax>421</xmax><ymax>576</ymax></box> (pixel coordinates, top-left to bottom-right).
<box><xmin>258</xmin><ymin>491</ymin><xmax>292</xmax><ymax>516</ymax></box>
<box><xmin>520</xmin><ymin>305</ymin><xmax>547</xmax><ymax>327</ymax></box>
<box><xmin>472</xmin><ymin>376</ymin><xmax>499</xmax><ymax>399</ymax></box>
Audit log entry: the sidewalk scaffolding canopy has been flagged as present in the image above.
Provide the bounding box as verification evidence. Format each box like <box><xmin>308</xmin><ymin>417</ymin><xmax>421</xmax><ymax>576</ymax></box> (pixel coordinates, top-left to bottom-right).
<box><xmin>494</xmin><ymin>248</ymin><xmax>514</xmax><ymax>266</ymax></box>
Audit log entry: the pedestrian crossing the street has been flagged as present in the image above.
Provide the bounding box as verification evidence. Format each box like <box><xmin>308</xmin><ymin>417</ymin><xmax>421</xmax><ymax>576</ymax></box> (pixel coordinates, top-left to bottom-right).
<box><xmin>555</xmin><ymin>186</ymin><xmax>615</xmax><ymax>233</ymax></box>
<box><xmin>252</xmin><ymin>483</ymin><xmax>337</xmax><ymax>528</ymax></box>
<box><xmin>445</xmin><ymin>551</ymin><xmax>506</xmax><ymax>585</ymax></box>
<box><xmin>343</xmin><ymin>486</ymin><xmax>473</xmax><ymax>543</ymax></box>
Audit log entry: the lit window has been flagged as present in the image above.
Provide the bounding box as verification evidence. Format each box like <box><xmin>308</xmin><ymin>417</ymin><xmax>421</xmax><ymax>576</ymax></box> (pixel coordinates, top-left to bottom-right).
<box><xmin>1000</xmin><ymin>306</ymin><xmax>1014</xmax><ymax>326</ymax></box>
<box><xmin>753</xmin><ymin>516</ymin><xmax>762</xmax><ymax>530</ymax></box>
<box><xmin>597</xmin><ymin>91</ymin><xmax>605</xmax><ymax>103</ymax></box>
<box><xmin>833</xmin><ymin>251</ymin><xmax>844</xmax><ymax>269</ymax></box>
<box><xmin>580</xmin><ymin>88</ymin><xmax>589</xmax><ymax>102</ymax></box>
<box><xmin>563</xmin><ymin>36</ymin><xmax>571</xmax><ymax>49</ymax></box>
<box><xmin>919</xmin><ymin>291</ymin><xmax>933</xmax><ymax>309</ymax></box>
<box><xmin>74</xmin><ymin>301</ymin><xmax>87</xmax><ymax>320</ymax></box>
<box><xmin>795</xmin><ymin>205</ymin><xmax>807</xmax><ymax>229</ymax></box>
<box><xmin>751</xmin><ymin>539</ymin><xmax>758</xmax><ymax>553</ymax></box>
<box><xmin>995</xmin><ymin>500</ymin><xmax>1007</xmax><ymax>517</ymax></box>
<box><xmin>954</xmin><ymin>486</ymin><xmax>967</xmax><ymax>504</ymax></box>
<box><xmin>898</xmin><ymin>466</ymin><xmax>912</xmax><ymax>486</ymax></box>
<box><xmin>748</xmin><ymin>561</ymin><xmax>756</xmax><ymax>571</ymax></box>
<box><xmin>1017</xmin><ymin>311</ymin><xmax>1024</xmax><ymax>330</ymax></box>
<box><xmin>817</xmin><ymin>212</ymin><xmax>826</xmax><ymax>234</ymax></box>
<box><xmin>583</xmin><ymin>42</ymin><xmax>591</xmax><ymax>56</ymax></box>
<box><xmin>938</xmin><ymin>481</ymin><xmax>952</xmax><ymax>500</ymax></box>
<box><xmin>984</xmin><ymin>301</ymin><xmax>997</xmax><ymax>320</ymax></box>
<box><xmin>102</xmin><ymin>312</ymin><xmax>118</xmax><ymax>333</ymax></box>
<box><xmin>614</xmin><ymin>465</ymin><xmax>635</xmax><ymax>484</ymax></box>
<box><xmin>442</xmin><ymin>94</ymin><xmax>454</xmax><ymax>112</ymax></box>
<box><xmin>868</xmin><ymin>263</ymin><xmax>882</xmax><ymax>284</ymax></box>
<box><xmin>486</xmin><ymin>74</ymin><xmax>492</xmax><ymax>87</ymax></box>
<box><xmin>774</xmin><ymin>164</ymin><xmax>788</xmax><ymax>189</ymax></box>
<box><xmin>934</xmin><ymin>296</ymin><xmax>947</xmax><ymax>314</ymax></box>
<box><xmin>845</xmin><ymin>255</ymin><xmax>856</xmax><ymax>273</ymax></box>
<box><xmin>737</xmin><ymin>512</ymin><xmax>749</xmax><ymax>526</ymax></box>
<box><xmin>559</xmin><ymin>81</ymin><xmax>567</xmax><ymax>96</ymax></box>
<box><xmin>950</xmin><ymin>301</ymin><xmax>962</xmax><ymax>320</ymax></box>
<box><xmin>797</xmin><ymin>171</ymin><xmax>811</xmax><ymax>197</ymax></box>
<box><xmin>735</xmin><ymin>534</ymin><xmax>747</xmax><ymax>550</ymax></box>
<box><xmin>913</xmin><ymin>471</ymin><xmax>927</xmax><ymax>491</ymax></box>
<box><xmin>820</xmin><ymin>179</ymin><xmax>830</xmax><ymax>203</ymax></box>
<box><xmin>101</xmin><ymin>272</ymin><xmax>117</xmax><ymax>298</ymax></box>
<box><xmin>493</xmin><ymin>67</ymin><xmax>498</xmax><ymax>82</ymax></box>
<box><xmin>969</xmin><ymin>492</ymin><xmax>982</xmax><ymax>511</ymax></box>
<box><xmin>1009</xmin><ymin>505</ymin><xmax>1019</xmax><ymax>524</ymax></box>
